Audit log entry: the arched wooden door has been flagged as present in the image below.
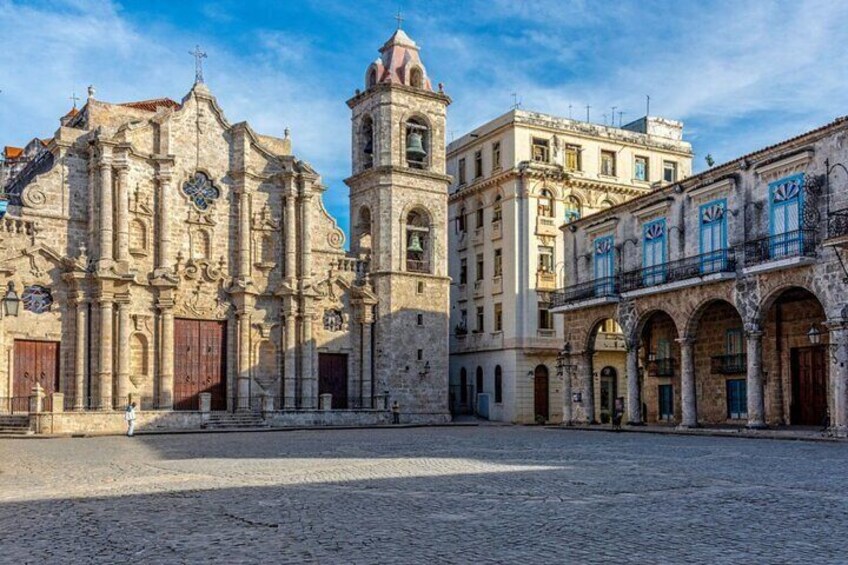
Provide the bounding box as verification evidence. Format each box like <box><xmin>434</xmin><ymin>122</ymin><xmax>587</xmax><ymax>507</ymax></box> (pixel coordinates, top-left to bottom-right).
<box><xmin>534</xmin><ymin>364</ymin><xmax>549</xmax><ymax>422</ymax></box>
<box><xmin>174</xmin><ymin>319</ymin><xmax>227</xmax><ymax>411</ymax></box>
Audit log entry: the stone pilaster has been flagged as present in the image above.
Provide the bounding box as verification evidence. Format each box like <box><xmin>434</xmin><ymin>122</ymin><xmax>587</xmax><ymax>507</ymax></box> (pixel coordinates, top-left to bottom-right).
<box><xmin>626</xmin><ymin>341</ymin><xmax>642</xmax><ymax>425</ymax></box>
<box><xmin>359</xmin><ymin>305</ymin><xmax>374</xmax><ymax>409</ymax></box>
<box><xmin>159</xmin><ymin>306</ymin><xmax>174</xmax><ymax>409</ymax></box>
<box><xmin>301</xmin><ymin>190</ymin><xmax>313</xmax><ymax>282</ymax></box>
<box><xmin>284</xmin><ymin>191</ymin><xmax>296</xmax><ymax>282</ymax></box>
<box><xmin>114</xmin><ymin>164</ymin><xmax>130</xmax><ymax>264</ymax></box>
<box><xmin>745</xmin><ymin>326</ymin><xmax>766</xmax><ymax>428</ymax></box>
<box><xmin>156</xmin><ymin>165</ymin><xmax>173</xmax><ymax>272</ymax></box>
<box><xmin>826</xmin><ymin>320</ymin><xmax>848</xmax><ymax>436</ymax></box>
<box><xmin>561</xmin><ymin>365</ymin><xmax>573</xmax><ymax>426</ymax></box>
<box><xmin>115</xmin><ymin>300</ymin><xmax>130</xmax><ymax>408</ymax></box>
<box><xmin>98</xmin><ymin>297</ymin><xmax>114</xmax><ymax>410</ymax></box>
<box><xmin>237</xmin><ymin>187</ymin><xmax>251</xmax><ymax>280</ymax></box>
<box><xmin>237</xmin><ymin>310</ymin><xmax>251</xmax><ymax>411</ymax></box>
<box><xmin>677</xmin><ymin>336</ymin><xmax>697</xmax><ymax>428</ymax></box>
<box><xmin>582</xmin><ymin>351</ymin><xmax>595</xmax><ymax>424</ymax></box>
<box><xmin>98</xmin><ymin>158</ymin><xmax>114</xmax><ymax>268</ymax></box>
<box><xmin>73</xmin><ymin>297</ymin><xmax>87</xmax><ymax>411</ymax></box>
<box><xmin>300</xmin><ymin>303</ymin><xmax>316</xmax><ymax>409</ymax></box>
<box><xmin>283</xmin><ymin>302</ymin><xmax>297</xmax><ymax>409</ymax></box>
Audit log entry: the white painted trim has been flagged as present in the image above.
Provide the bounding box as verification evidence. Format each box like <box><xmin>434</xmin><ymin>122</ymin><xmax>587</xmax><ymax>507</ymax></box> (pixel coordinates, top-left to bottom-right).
<box><xmin>741</xmin><ymin>256</ymin><xmax>816</xmax><ymax>276</ymax></box>
<box><xmin>584</xmin><ymin>217</ymin><xmax>619</xmax><ymax>236</ymax></box>
<box><xmin>620</xmin><ymin>271</ymin><xmax>736</xmax><ymax>299</ymax></box>
<box><xmin>633</xmin><ymin>199</ymin><xmax>673</xmax><ymax>220</ymax></box>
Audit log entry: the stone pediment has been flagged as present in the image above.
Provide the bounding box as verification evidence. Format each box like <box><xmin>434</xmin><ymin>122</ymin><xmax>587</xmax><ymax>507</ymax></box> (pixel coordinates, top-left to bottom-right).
<box><xmin>0</xmin><ymin>243</ymin><xmax>83</xmax><ymax>277</ymax></box>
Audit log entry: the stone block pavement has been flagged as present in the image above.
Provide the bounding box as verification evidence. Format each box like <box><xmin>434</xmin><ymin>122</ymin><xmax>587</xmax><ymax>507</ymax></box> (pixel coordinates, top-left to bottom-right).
<box><xmin>0</xmin><ymin>427</ymin><xmax>846</xmax><ymax>564</ymax></box>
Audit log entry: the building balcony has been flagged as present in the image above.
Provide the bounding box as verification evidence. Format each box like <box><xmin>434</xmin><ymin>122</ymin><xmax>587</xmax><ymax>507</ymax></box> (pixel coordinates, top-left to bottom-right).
<box><xmin>492</xmin><ymin>220</ymin><xmax>502</xmax><ymax>240</ymax></box>
<box><xmin>473</xmin><ymin>279</ymin><xmax>484</xmax><ymax>297</ymax></box>
<box><xmin>550</xmin><ymin>276</ymin><xmax>619</xmax><ymax>313</ymax></box>
<box><xmin>535</xmin><ymin>216</ymin><xmax>559</xmax><ymax>236</ymax></box>
<box><xmin>492</xmin><ymin>275</ymin><xmax>503</xmax><ymax>295</ymax></box>
<box><xmin>710</xmin><ymin>354</ymin><xmax>746</xmax><ymax>374</ymax></box>
<box><xmin>472</xmin><ymin>227</ymin><xmax>485</xmax><ymax>246</ymax></box>
<box><xmin>536</xmin><ymin>270</ymin><xmax>557</xmax><ymax>291</ymax></box>
<box><xmin>454</xmin><ymin>330</ymin><xmax>504</xmax><ymax>353</ymax></box>
<box><xmin>825</xmin><ymin>209</ymin><xmax>848</xmax><ymax>248</ymax></box>
<box><xmin>742</xmin><ymin>229</ymin><xmax>816</xmax><ymax>275</ymax></box>
<box><xmin>649</xmin><ymin>357</ymin><xmax>675</xmax><ymax>377</ymax></box>
<box><xmin>620</xmin><ymin>249</ymin><xmax>736</xmax><ymax>298</ymax></box>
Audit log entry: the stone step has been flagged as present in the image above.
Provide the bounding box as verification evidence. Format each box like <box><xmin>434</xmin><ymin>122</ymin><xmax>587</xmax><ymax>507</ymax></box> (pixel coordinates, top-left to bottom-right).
<box><xmin>0</xmin><ymin>427</ymin><xmax>32</xmax><ymax>435</ymax></box>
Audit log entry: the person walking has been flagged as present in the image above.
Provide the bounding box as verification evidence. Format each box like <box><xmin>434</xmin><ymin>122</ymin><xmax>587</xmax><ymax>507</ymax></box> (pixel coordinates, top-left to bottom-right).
<box><xmin>391</xmin><ymin>400</ymin><xmax>400</xmax><ymax>425</ymax></box>
<box><xmin>125</xmin><ymin>401</ymin><xmax>137</xmax><ymax>437</ymax></box>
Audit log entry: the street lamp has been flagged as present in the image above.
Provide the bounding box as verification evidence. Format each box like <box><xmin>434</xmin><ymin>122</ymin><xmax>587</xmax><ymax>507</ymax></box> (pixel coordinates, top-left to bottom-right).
<box><xmin>3</xmin><ymin>282</ymin><xmax>20</xmax><ymax>317</ymax></box>
<box><xmin>807</xmin><ymin>324</ymin><xmax>822</xmax><ymax>346</ymax></box>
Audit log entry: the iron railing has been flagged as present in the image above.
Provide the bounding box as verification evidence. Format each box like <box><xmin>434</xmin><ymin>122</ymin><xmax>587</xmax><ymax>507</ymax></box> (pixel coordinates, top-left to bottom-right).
<box><xmin>551</xmin><ymin>276</ymin><xmax>619</xmax><ymax>309</ymax></box>
<box><xmin>650</xmin><ymin>358</ymin><xmax>675</xmax><ymax>377</ymax></box>
<box><xmin>742</xmin><ymin>228</ymin><xmax>816</xmax><ymax>266</ymax></box>
<box><xmin>406</xmin><ymin>259</ymin><xmax>430</xmax><ymax>273</ymax></box>
<box><xmin>621</xmin><ymin>249</ymin><xmax>736</xmax><ymax>293</ymax></box>
<box><xmin>827</xmin><ymin>209</ymin><xmax>848</xmax><ymax>240</ymax></box>
<box><xmin>710</xmin><ymin>354</ymin><xmax>747</xmax><ymax>374</ymax></box>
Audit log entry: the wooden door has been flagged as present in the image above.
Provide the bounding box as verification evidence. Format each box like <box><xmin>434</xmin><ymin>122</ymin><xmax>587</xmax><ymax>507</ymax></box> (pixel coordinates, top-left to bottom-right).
<box><xmin>13</xmin><ymin>340</ymin><xmax>60</xmax><ymax>407</ymax></box>
<box><xmin>174</xmin><ymin>319</ymin><xmax>227</xmax><ymax>411</ymax></box>
<box><xmin>791</xmin><ymin>346</ymin><xmax>828</xmax><ymax>426</ymax></box>
<box><xmin>318</xmin><ymin>353</ymin><xmax>348</xmax><ymax>409</ymax></box>
<box><xmin>534</xmin><ymin>365</ymin><xmax>549</xmax><ymax>422</ymax></box>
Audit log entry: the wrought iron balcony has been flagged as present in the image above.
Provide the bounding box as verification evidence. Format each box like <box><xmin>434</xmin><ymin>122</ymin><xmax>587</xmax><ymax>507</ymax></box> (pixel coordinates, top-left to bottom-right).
<box><xmin>650</xmin><ymin>358</ymin><xmax>675</xmax><ymax>377</ymax></box>
<box><xmin>827</xmin><ymin>209</ymin><xmax>848</xmax><ymax>240</ymax></box>
<box><xmin>551</xmin><ymin>276</ymin><xmax>619</xmax><ymax>309</ymax></box>
<box><xmin>711</xmin><ymin>354</ymin><xmax>746</xmax><ymax>374</ymax></box>
<box><xmin>620</xmin><ymin>249</ymin><xmax>736</xmax><ymax>293</ymax></box>
<box><xmin>742</xmin><ymin>229</ymin><xmax>816</xmax><ymax>266</ymax></box>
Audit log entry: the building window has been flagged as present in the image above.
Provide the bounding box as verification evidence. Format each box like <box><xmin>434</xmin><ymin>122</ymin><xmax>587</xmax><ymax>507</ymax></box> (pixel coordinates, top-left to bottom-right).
<box><xmin>601</xmin><ymin>150</ymin><xmax>616</xmax><ymax>176</ymax></box>
<box><xmin>658</xmin><ymin>384</ymin><xmax>674</xmax><ymax>421</ymax></box>
<box><xmin>183</xmin><ymin>171</ymin><xmax>220</xmax><ymax>211</ymax></box>
<box><xmin>593</xmin><ymin>236</ymin><xmax>614</xmax><ymax>293</ymax></box>
<box><xmin>565</xmin><ymin>144</ymin><xmax>581</xmax><ymax>171</ymax></box>
<box><xmin>564</xmin><ymin>195</ymin><xmax>581</xmax><ymax>223</ymax></box>
<box><xmin>643</xmin><ymin>218</ymin><xmax>666</xmax><ymax>285</ymax></box>
<box><xmin>538</xmin><ymin>305</ymin><xmax>553</xmax><ymax>330</ymax></box>
<box><xmin>459</xmin><ymin>309</ymin><xmax>468</xmax><ymax>333</ymax></box>
<box><xmin>476</xmin><ymin>207</ymin><xmax>484</xmax><ymax>229</ymax></box>
<box><xmin>634</xmin><ymin>155</ymin><xmax>648</xmax><ymax>181</ymax></box>
<box><xmin>474</xmin><ymin>150</ymin><xmax>483</xmax><ymax>178</ymax></box>
<box><xmin>663</xmin><ymin>161</ymin><xmax>677</xmax><ymax>183</ymax></box>
<box><xmin>494</xmin><ymin>303</ymin><xmax>503</xmax><ymax>332</ymax></box>
<box><xmin>492</xmin><ymin>195</ymin><xmax>502</xmax><ymax>222</ymax></box>
<box><xmin>417</xmin><ymin>313</ymin><xmax>424</xmax><ymax>326</ymax></box>
<box><xmin>360</xmin><ymin>116</ymin><xmax>374</xmax><ymax>170</ymax></box>
<box><xmin>22</xmin><ymin>285</ymin><xmax>53</xmax><ymax>314</ymax></box>
<box><xmin>457</xmin><ymin>206</ymin><xmax>467</xmax><ymax>233</ymax></box>
<box><xmin>700</xmin><ymin>199</ymin><xmax>727</xmax><ymax>273</ymax></box>
<box><xmin>494</xmin><ymin>365</ymin><xmax>503</xmax><ymax>403</ymax></box>
<box><xmin>538</xmin><ymin>245</ymin><xmax>554</xmax><ymax>273</ymax></box>
<box><xmin>417</xmin><ymin>281</ymin><xmax>425</xmax><ymax>294</ymax></box>
<box><xmin>493</xmin><ymin>248</ymin><xmax>503</xmax><ymax>277</ymax></box>
<box><xmin>532</xmin><ymin>138</ymin><xmax>550</xmax><ymax>163</ymax></box>
<box><xmin>476</xmin><ymin>306</ymin><xmax>485</xmax><ymax>332</ymax></box>
<box><xmin>538</xmin><ymin>189</ymin><xmax>554</xmax><ymax>217</ymax></box>
<box><xmin>459</xmin><ymin>258</ymin><xmax>468</xmax><ymax>284</ymax></box>
<box><xmin>476</xmin><ymin>366</ymin><xmax>484</xmax><ymax>394</ymax></box>
<box><xmin>458</xmin><ymin>158</ymin><xmax>466</xmax><ymax>185</ymax></box>
<box><xmin>769</xmin><ymin>174</ymin><xmax>804</xmax><ymax>258</ymax></box>
<box><xmin>405</xmin><ymin>209</ymin><xmax>431</xmax><ymax>273</ymax></box>
<box><xmin>410</xmin><ymin>67</ymin><xmax>423</xmax><ymax>88</ymax></box>
<box><xmin>727</xmin><ymin>379</ymin><xmax>748</xmax><ymax>419</ymax></box>
<box><xmin>417</xmin><ymin>349</ymin><xmax>424</xmax><ymax>361</ymax></box>
<box><xmin>492</xmin><ymin>141</ymin><xmax>501</xmax><ymax>170</ymax></box>
<box><xmin>476</xmin><ymin>253</ymin><xmax>484</xmax><ymax>281</ymax></box>
<box><xmin>726</xmin><ymin>328</ymin><xmax>743</xmax><ymax>356</ymax></box>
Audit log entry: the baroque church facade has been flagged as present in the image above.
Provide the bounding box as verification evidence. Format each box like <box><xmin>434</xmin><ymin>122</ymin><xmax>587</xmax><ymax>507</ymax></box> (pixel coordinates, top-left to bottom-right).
<box><xmin>0</xmin><ymin>30</ymin><xmax>450</xmax><ymax>429</ymax></box>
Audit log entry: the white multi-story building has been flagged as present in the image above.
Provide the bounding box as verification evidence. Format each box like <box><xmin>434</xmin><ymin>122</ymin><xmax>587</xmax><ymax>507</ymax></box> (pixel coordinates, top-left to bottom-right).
<box><xmin>447</xmin><ymin>109</ymin><xmax>693</xmax><ymax>423</ymax></box>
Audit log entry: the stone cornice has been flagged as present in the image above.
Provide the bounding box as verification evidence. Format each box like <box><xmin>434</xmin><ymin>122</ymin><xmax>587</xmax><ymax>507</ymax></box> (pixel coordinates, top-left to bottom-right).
<box><xmin>346</xmin><ymin>83</ymin><xmax>451</xmax><ymax>108</ymax></box>
<box><xmin>755</xmin><ymin>149</ymin><xmax>814</xmax><ymax>181</ymax></box>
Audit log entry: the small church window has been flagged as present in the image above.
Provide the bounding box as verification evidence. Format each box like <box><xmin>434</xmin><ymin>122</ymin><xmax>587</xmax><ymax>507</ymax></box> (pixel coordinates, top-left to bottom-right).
<box><xmin>182</xmin><ymin>172</ymin><xmax>220</xmax><ymax>210</ymax></box>
<box><xmin>410</xmin><ymin>67</ymin><xmax>423</xmax><ymax>89</ymax></box>
<box><xmin>22</xmin><ymin>285</ymin><xmax>53</xmax><ymax>314</ymax></box>
<box><xmin>323</xmin><ymin>309</ymin><xmax>344</xmax><ymax>332</ymax></box>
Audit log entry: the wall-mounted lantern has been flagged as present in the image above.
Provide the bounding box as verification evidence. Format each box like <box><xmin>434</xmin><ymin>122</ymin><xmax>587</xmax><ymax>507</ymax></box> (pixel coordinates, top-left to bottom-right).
<box><xmin>3</xmin><ymin>282</ymin><xmax>20</xmax><ymax>317</ymax></box>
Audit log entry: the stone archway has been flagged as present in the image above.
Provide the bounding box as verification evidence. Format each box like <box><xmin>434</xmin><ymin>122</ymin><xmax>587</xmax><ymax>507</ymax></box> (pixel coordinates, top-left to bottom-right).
<box><xmin>533</xmin><ymin>364</ymin><xmax>549</xmax><ymax>422</ymax></box>
<box><xmin>635</xmin><ymin>310</ymin><xmax>681</xmax><ymax>425</ymax></box>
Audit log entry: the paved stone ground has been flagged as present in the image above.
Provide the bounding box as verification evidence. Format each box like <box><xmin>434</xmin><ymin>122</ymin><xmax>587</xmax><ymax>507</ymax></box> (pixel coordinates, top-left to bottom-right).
<box><xmin>1</xmin><ymin>427</ymin><xmax>846</xmax><ymax>564</ymax></box>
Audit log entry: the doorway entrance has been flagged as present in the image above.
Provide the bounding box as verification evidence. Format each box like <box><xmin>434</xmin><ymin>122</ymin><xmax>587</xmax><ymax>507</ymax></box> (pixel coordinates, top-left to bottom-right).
<box><xmin>13</xmin><ymin>340</ymin><xmax>60</xmax><ymax>412</ymax></box>
<box><xmin>791</xmin><ymin>346</ymin><xmax>827</xmax><ymax>426</ymax></box>
<box><xmin>173</xmin><ymin>319</ymin><xmax>227</xmax><ymax>411</ymax></box>
<box><xmin>533</xmin><ymin>364</ymin><xmax>549</xmax><ymax>422</ymax></box>
<box><xmin>318</xmin><ymin>353</ymin><xmax>349</xmax><ymax>409</ymax></box>
<box><xmin>599</xmin><ymin>366</ymin><xmax>617</xmax><ymax>423</ymax></box>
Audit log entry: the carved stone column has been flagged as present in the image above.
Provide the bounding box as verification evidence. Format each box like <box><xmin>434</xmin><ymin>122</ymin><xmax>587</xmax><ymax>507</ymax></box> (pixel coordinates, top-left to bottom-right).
<box><xmin>283</xmin><ymin>302</ymin><xmax>297</xmax><ymax>409</ymax></box>
<box><xmin>98</xmin><ymin>297</ymin><xmax>114</xmax><ymax>410</ymax></box>
<box><xmin>98</xmin><ymin>159</ymin><xmax>114</xmax><ymax>267</ymax></box>
<box><xmin>115</xmin><ymin>164</ymin><xmax>130</xmax><ymax>264</ymax></box>
<box><xmin>115</xmin><ymin>301</ymin><xmax>131</xmax><ymax>408</ymax></box>
<box><xmin>745</xmin><ymin>326</ymin><xmax>767</xmax><ymax>428</ymax></box>
<box><xmin>582</xmin><ymin>351</ymin><xmax>595</xmax><ymax>424</ymax></box>
<box><xmin>678</xmin><ymin>336</ymin><xmax>697</xmax><ymax>428</ymax></box>
<box><xmin>359</xmin><ymin>306</ymin><xmax>374</xmax><ymax>409</ymax></box>
<box><xmin>156</xmin><ymin>166</ymin><xmax>173</xmax><ymax>272</ymax></box>
<box><xmin>238</xmin><ymin>187</ymin><xmax>251</xmax><ymax>280</ymax></box>
<box><xmin>73</xmin><ymin>297</ymin><xmax>87</xmax><ymax>411</ymax></box>
<box><xmin>284</xmin><ymin>192</ymin><xmax>296</xmax><ymax>282</ymax></box>
<box><xmin>561</xmin><ymin>365</ymin><xmax>573</xmax><ymax>426</ymax></box>
<box><xmin>626</xmin><ymin>341</ymin><xmax>642</xmax><ymax>425</ymax></box>
<box><xmin>826</xmin><ymin>320</ymin><xmax>848</xmax><ymax>436</ymax></box>
<box><xmin>300</xmin><ymin>303</ymin><xmax>316</xmax><ymax>409</ymax></box>
<box><xmin>159</xmin><ymin>306</ymin><xmax>174</xmax><ymax>409</ymax></box>
<box><xmin>301</xmin><ymin>191</ymin><xmax>313</xmax><ymax>282</ymax></box>
<box><xmin>237</xmin><ymin>310</ymin><xmax>251</xmax><ymax>411</ymax></box>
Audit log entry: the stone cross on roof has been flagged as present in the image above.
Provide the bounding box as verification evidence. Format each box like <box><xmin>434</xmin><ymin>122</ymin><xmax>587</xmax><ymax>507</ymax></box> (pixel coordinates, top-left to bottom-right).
<box><xmin>189</xmin><ymin>45</ymin><xmax>208</xmax><ymax>84</ymax></box>
<box><xmin>69</xmin><ymin>92</ymin><xmax>80</xmax><ymax>109</ymax></box>
<box><xmin>395</xmin><ymin>10</ymin><xmax>404</xmax><ymax>29</ymax></box>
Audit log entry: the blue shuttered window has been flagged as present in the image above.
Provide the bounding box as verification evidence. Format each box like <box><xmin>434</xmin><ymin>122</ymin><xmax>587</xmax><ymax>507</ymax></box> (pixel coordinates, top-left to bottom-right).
<box><xmin>658</xmin><ymin>385</ymin><xmax>673</xmax><ymax>421</ymax></box>
<box><xmin>699</xmin><ymin>199</ymin><xmax>727</xmax><ymax>273</ymax></box>
<box><xmin>726</xmin><ymin>379</ymin><xmax>747</xmax><ymax>419</ymax></box>
<box><xmin>593</xmin><ymin>236</ymin><xmax>614</xmax><ymax>296</ymax></box>
<box><xmin>643</xmin><ymin>218</ymin><xmax>666</xmax><ymax>285</ymax></box>
<box><xmin>769</xmin><ymin>174</ymin><xmax>804</xmax><ymax>258</ymax></box>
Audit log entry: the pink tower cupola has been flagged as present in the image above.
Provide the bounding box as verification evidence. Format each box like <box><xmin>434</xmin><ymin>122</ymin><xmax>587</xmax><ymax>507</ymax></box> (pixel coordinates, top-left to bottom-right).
<box><xmin>365</xmin><ymin>29</ymin><xmax>432</xmax><ymax>91</ymax></box>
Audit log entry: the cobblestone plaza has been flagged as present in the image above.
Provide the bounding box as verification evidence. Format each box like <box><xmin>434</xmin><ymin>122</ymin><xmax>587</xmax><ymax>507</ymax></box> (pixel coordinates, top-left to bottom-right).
<box><xmin>1</xmin><ymin>427</ymin><xmax>845</xmax><ymax>564</ymax></box>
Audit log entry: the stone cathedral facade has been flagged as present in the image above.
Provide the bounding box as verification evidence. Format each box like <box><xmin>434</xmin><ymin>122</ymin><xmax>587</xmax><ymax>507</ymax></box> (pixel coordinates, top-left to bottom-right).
<box><xmin>0</xmin><ymin>29</ymin><xmax>450</xmax><ymax>429</ymax></box>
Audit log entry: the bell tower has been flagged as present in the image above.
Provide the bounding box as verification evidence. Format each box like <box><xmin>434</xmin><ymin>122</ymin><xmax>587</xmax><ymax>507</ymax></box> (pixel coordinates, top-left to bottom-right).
<box><xmin>345</xmin><ymin>28</ymin><xmax>451</xmax><ymax>423</ymax></box>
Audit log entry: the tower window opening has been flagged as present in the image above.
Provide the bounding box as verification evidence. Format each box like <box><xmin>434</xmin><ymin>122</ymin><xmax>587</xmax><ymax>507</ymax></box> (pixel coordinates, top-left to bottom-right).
<box><xmin>406</xmin><ymin>209</ymin><xmax>431</xmax><ymax>273</ymax></box>
<box><xmin>405</xmin><ymin>118</ymin><xmax>430</xmax><ymax>170</ymax></box>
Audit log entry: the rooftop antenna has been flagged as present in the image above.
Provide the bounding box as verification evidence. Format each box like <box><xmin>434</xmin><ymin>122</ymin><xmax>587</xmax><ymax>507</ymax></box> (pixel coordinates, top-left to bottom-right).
<box><xmin>69</xmin><ymin>91</ymin><xmax>80</xmax><ymax>109</ymax></box>
<box><xmin>189</xmin><ymin>45</ymin><xmax>208</xmax><ymax>84</ymax></box>
<box><xmin>511</xmin><ymin>92</ymin><xmax>521</xmax><ymax>110</ymax></box>
<box><xmin>611</xmin><ymin>106</ymin><xmax>617</xmax><ymax>126</ymax></box>
<box><xmin>586</xmin><ymin>105</ymin><xmax>591</xmax><ymax>122</ymax></box>
<box><xmin>568</xmin><ymin>104</ymin><xmax>573</xmax><ymax>119</ymax></box>
<box><xmin>618</xmin><ymin>111</ymin><xmax>625</xmax><ymax>127</ymax></box>
<box><xmin>646</xmin><ymin>95</ymin><xmax>651</xmax><ymax>117</ymax></box>
<box><xmin>394</xmin><ymin>9</ymin><xmax>404</xmax><ymax>29</ymax></box>
<box><xmin>602</xmin><ymin>113</ymin><xmax>608</xmax><ymax>125</ymax></box>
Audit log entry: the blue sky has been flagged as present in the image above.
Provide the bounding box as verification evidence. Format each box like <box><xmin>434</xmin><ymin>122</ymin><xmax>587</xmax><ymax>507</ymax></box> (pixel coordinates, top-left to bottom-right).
<box><xmin>2</xmin><ymin>0</ymin><xmax>847</xmax><ymax>239</ymax></box>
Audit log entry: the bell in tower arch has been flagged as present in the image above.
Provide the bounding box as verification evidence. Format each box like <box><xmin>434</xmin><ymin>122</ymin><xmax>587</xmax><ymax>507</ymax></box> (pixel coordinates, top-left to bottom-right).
<box><xmin>407</xmin><ymin>231</ymin><xmax>424</xmax><ymax>253</ymax></box>
<box><xmin>406</xmin><ymin>130</ymin><xmax>427</xmax><ymax>165</ymax></box>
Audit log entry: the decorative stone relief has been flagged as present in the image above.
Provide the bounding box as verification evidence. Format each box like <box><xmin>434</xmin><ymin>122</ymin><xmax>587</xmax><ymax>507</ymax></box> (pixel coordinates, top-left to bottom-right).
<box><xmin>323</xmin><ymin>309</ymin><xmax>344</xmax><ymax>332</ymax></box>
